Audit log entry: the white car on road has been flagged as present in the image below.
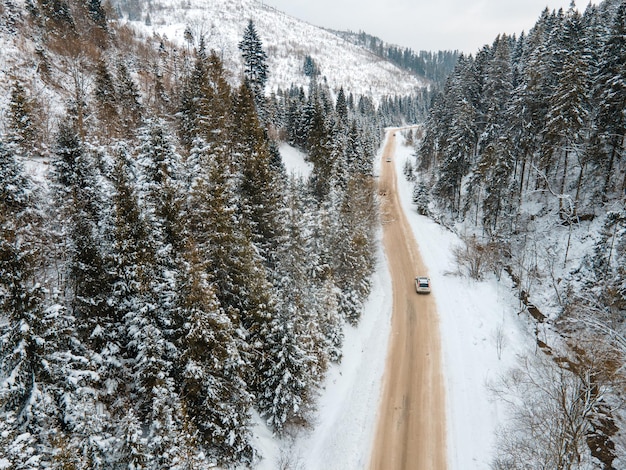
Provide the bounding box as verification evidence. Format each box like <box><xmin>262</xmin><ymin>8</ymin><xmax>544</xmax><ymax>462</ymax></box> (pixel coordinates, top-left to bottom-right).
<box><xmin>415</xmin><ymin>276</ymin><xmax>431</xmax><ymax>294</ymax></box>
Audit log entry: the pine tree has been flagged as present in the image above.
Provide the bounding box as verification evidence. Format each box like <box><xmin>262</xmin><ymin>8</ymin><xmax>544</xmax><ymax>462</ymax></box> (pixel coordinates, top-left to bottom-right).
<box><xmin>111</xmin><ymin>147</ymin><xmax>154</xmax><ymax>290</ymax></box>
<box><xmin>7</xmin><ymin>81</ymin><xmax>36</xmax><ymax>153</ymax></box>
<box><xmin>544</xmin><ymin>5</ymin><xmax>589</xmax><ymax>213</ymax></box>
<box><xmin>0</xmin><ymin>141</ymin><xmax>73</xmax><ymax>467</ymax></box>
<box><xmin>259</xmin><ymin>310</ymin><xmax>312</xmax><ymax>434</ymax></box>
<box><xmin>178</xmin><ymin>63</ymin><xmax>202</xmax><ymax>152</ymax></box>
<box><xmin>305</xmin><ymin>191</ymin><xmax>345</xmax><ymax>359</ymax></box>
<box><xmin>238</xmin><ymin>19</ymin><xmax>269</xmax><ymax>114</ymax></box>
<box><xmin>185</xmin><ymin>140</ymin><xmax>275</xmax><ymax>400</ymax></box>
<box><xmin>116</xmin><ymin>60</ymin><xmax>143</xmax><ymax>134</ymax></box>
<box><xmin>286</xmin><ymin>86</ymin><xmax>308</xmax><ymax>148</ymax></box>
<box><xmin>152</xmin><ymin>48</ymin><xmax>170</xmax><ymax>114</ymax></box>
<box><xmin>480</xmin><ymin>137</ymin><xmax>516</xmax><ymax>235</ymax></box>
<box><xmin>345</xmin><ymin>121</ymin><xmax>373</xmax><ymax>176</ymax></box>
<box><xmin>306</xmin><ymin>93</ymin><xmax>333</xmax><ymax>200</ymax></box>
<box><xmin>147</xmin><ymin>377</ymin><xmax>199</xmax><ymax>469</ymax></box>
<box><xmin>230</xmin><ymin>82</ymin><xmax>285</xmax><ymax>262</ymax></box>
<box><xmin>0</xmin><ymin>142</ymin><xmax>45</xmax><ymax>419</ymax></box>
<box><xmin>258</xmin><ymin>183</ymin><xmax>324</xmax><ymax>433</ymax></box>
<box><xmin>11</xmin><ymin>121</ymin><xmax>118</xmax><ymax>466</ymax></box>
<box><xmin>48</xmin><ymin>124</ymin><xmax>131</xmax><ymax>467</ymax></box>
<box><xmin>432</xmin><ymin>55</ymin><xmax>479</xmax><ymax>213</ymax></box>
<box><xmin>62</xmin><ymin>352</ymin><xmax>116</xmax><ymax>467</ymax></box>
<box><xmin>197</xmin><ymin>49</ymin><xmax>234</xmax><ymax>166</ymax></box>
<box><xmin>418</xmin><ymin>93</ymin><xmax>444</xmax><ymax>172</ymax></box>
<box><xmin>87</xmin><ymin>0</ymin><xmax>107</xmax><ymax>28</ymax></box>
<box><xmin>335</xmin><ymin>87</ymin><xmax>348</xmax><ymax>127</ymax></box>
<box><xmin>175</xmin><ymin>245</ymin><xmax>254</xmax><ymax>464</ymax></box>
<box><xmin>51</xmin><ymin>118</ymin><xmax>114</xmax><ymax>346</ymax></box>
<box><xmin>412</xmin><ymin>181</ymin><xmax>431</xmax><ymax>216</ymax></box>
<box><xmin>328</xmin><ymin>175</ymin><xmax>376</xmax><ymax>324</ymax></box>
<box><xmin>344</xmin><ymin>121</ymin><xmax>358</xmax><ymax>178</ymax></box>
<box><xmin>594</xmin><ymin>2</ymin><xmax>626</xmax><ymax>193</ymax></box>
<box><xmin>115</xmin><ymin>408</ymin><xmax>148</xmax><ymax>468</ymax></box>
<box><xmin>94</xmin><ymin>58</ymin><xmax>119</xmax><ymax>134</ymax></box>
<box><xmin>110</xmin><ymin>146</ymin><xmax>171</xmax><ymax>426</ymax></box>
<box><xmin>507</xmin><ymin>32</ymin><xmax>544</xmax><ymax>201</ymax></box>
<box><xmin>480</xmin><ymin>35</ymin><xmax>513</xmax><ymax>151</ymax></box>
<box><xmin>136</xmin><ymin>119</ymin><xmax>185</xmax><ymax>252</ymax></box>
<box><xmin>131</xmin><ymin>124</ymin><xmax>190</xmax><ymax>439</ymax></box>
<box><xmin>589</xmin><ymin>209</ymin><xmax>626</xmax><ymax>316</ymax></box>
<box><xmin>39</xmin><ymin>0</ymin><xmax>76</xmax><ymax>33</ymax></box>
<box><xmin>303</xmin><ymin>55</ymin><xmax>320</xmax><ymax>78</ymax></box>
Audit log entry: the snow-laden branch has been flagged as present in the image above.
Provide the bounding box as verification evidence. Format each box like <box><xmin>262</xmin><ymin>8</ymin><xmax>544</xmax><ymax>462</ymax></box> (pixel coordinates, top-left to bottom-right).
<box><xmin>564</xmin><ymin>316</ymin><xmax>626</xmax><ymax>359</ymax></box>
<box><xmin>530</xmin><ymin>163</ymin><xmax>575</xmax><ymax>216</ymax></box>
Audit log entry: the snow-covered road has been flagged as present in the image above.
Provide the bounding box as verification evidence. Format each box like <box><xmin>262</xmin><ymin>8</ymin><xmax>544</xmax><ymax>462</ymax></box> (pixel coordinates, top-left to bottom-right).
<box><xmin>369</xmin><ymin>130</ymin><xmax>446</xmax><ymax>469</ymax></box>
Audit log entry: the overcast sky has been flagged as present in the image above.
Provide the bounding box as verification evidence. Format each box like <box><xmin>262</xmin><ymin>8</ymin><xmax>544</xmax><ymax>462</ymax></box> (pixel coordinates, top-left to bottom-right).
<box><xmin>263</xmin><ymin>0</ymin><xmax>599</xmax><ymax>53</ymax></box>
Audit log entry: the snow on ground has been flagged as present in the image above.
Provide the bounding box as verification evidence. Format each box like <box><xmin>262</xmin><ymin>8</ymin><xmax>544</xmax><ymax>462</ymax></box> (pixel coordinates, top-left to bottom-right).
<box><xmin>254</xmin><ymin>133</ymin><xmax>538</xmax><ymax>469</ymax></box>
<box><xmin>279</xmin><ymin>143</ymin><xmax>313</xmax><ymax>179</ymax></box>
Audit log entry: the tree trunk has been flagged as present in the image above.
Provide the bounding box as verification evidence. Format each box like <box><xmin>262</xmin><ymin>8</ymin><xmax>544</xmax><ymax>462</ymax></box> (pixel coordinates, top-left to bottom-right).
<box><xmin>574</xmin><ymin>161</ymin><xmax>585</xmax><ymax>209</ymax></box>
<box><xmin>603</xmin><ymin>137</ymin><xmax>618</xmax><ymax>194</ymax></box>
<box><xmin>519</xmin><ymin>152</ymin><xmax>527</xmax><ymax>200</ymax></box>
<box><xmin>559</xmin><ymin>147</ymin><xmax>569</xmax><ymax>216</ymax></box>
<box><xmin>564</xmin><ymin>219</ymin><xmax>573</xmax><ymax>269</ymax></box>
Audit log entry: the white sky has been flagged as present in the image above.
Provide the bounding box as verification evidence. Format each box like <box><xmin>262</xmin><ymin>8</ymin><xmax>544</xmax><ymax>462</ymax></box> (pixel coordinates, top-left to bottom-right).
<box><xmin>263</xmin><ymin>0</ymin><xmax>599</xmax><ymax>53</ymax></box>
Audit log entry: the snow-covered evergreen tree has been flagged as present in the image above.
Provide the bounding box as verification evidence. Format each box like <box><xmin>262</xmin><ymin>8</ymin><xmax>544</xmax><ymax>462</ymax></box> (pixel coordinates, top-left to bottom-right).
<box><xmin>116</xmin><ymin>60</ymin><xmax>143</xmax><ymax>134</ymax></box>
<box><xmin>94</xmin><ymin>58</ymin><xmax>119</xmax><ymax>135</ymax></box>
<box><xmin>0</xmin><ymin>141</ymin><xmax>46</xmax><ymax>436</ymax></box>
<box><xmin>238</xmin><ymin>19</ymin><xmax>269</xmax><ymax>114</ymax></box>
<box><xmin>175</xmin><ymin>245</ymin><xmax>254</xmax><ymax>464</ymax></box>
<box><xmin>231</xmin><ymin>82</ymin><xmax>286</xmax><ymax>263</ymax></box>
<box><xmin>594</xmin><ymin>2</ymin><xmax>626</xmax><ymax>193</ymax></box>
<box><xmin>6</xmin><ymin>81</ymin><xmax>37</xmax><ymax>154</ymax></box>
<box><xmin>259</xmin><ymin>182</ymin><xmax>326</xmax><ymax>433</ymax></box>
<box><xmin>50</xmin><ymin>117</ymin><xmax>115</xmax><ymax>349</ymax></box>
<box><xmin>0</xmin><ymin>140</ymin><xmax>85</xmax><ymax>468</ymax></box>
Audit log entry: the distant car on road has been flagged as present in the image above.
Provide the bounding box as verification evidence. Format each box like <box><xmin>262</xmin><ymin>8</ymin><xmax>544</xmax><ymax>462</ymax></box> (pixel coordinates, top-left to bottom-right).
<box><xmin>386</xmin><ymin>157</ymin><xmax>392</xmax><ymax>162</ymax></box>
<box><xmin>415</xmin><ymin>276</ymin><xmax>431</xmax><ymax>294</ymax></box>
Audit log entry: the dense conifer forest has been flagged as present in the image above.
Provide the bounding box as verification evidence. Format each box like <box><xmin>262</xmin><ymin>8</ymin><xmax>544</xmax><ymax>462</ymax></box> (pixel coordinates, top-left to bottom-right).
<box><xmin>413</xmin><ymin>1</ymin><xmax>626</xmax><ymax>467</ymax></box>
<box><xmin>418</xmin><ymin>0</ymin><xmax>626</xmax><ymax>324</ymax></box>
<box><xmin>0</xmin><ymin>1</ymin><xmax>413</xmax><ymax>466</ymax></box>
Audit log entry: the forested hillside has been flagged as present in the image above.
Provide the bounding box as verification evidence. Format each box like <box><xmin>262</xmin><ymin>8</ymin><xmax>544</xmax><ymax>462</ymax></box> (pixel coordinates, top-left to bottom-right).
<box><xmin>333</xmin><ymin>29</ymin><xmax>459</xmax><ymax>88</ymax></box>
<box><xmin>0</xmin><ymin>1</ymin><xmax>410</xmax><ymax>466</ymax></box>
<box><xmin>414</xmin><ymin>0</ymin><xmax>626</xmax><ymax>467</ymax></box>
<box><xmin>114</xmin><ymin>0</ymin><xmax>427</xmax><ymax>103</ymax></box>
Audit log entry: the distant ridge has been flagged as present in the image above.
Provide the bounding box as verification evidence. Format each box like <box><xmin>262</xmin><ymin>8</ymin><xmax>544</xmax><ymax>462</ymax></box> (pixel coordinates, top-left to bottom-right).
<box><xmin>330</xmin><ymin>29</ymin><xmax>459</xmax><ymax>87</ymax></box>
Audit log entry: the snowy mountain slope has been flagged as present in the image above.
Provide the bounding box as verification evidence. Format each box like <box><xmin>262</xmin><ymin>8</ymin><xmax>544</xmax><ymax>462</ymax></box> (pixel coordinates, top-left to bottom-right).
<box><xmin>127</xmin><ymin>0</ymin><xmax>426</xmax><ymax>101</ymax></box>
<box><xmin>0</xmin><ymin>0</ymin><xmax>425</xmax><ymax>134</ymax></box>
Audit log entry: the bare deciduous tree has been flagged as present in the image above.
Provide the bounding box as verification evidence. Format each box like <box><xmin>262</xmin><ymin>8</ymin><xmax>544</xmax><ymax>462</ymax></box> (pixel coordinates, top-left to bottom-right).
<box><xmin>490</xmin><ymin>345</ymin><xmax>624</xmax><ymax>470</ymax></box>
<box><xmin>492</xmin><ymin>323</ymin><xmax>506</xmax><ymax>360</ymax></box>
<box><xmin>452</xmin><ymin>234</ymin><xmax>500</xmax><ymax>280</ymax></box>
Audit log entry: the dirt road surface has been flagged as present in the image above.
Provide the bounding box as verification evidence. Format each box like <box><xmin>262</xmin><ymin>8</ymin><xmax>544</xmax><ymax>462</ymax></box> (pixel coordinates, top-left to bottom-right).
<box><xmin>369</xmin><ymin>131</ymin><xmax>447</xmax><ymax>470</ymax></box>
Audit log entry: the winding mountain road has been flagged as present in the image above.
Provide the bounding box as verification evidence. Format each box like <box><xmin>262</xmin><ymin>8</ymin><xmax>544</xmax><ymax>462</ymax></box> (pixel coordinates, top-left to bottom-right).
<box><xmin>369</xmin><ymin>130</ymin><xmax>447</xmax><ymax>470</ymax></box>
